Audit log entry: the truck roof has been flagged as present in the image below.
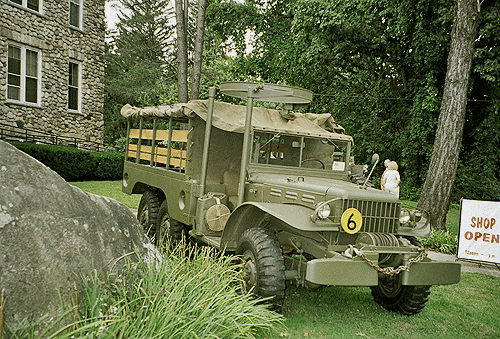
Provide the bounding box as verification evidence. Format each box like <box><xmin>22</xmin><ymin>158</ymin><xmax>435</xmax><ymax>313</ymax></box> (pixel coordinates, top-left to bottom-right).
<box><xmin>121</xmin><ymin>100</ymin><xmax>352</xmax><ymax>141</ymax></box>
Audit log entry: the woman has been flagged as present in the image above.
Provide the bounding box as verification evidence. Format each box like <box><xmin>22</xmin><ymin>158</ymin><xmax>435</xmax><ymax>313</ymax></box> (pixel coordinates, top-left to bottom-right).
<box><xmin>381</xmin><ymin>161</ymin><xmax>400</xmax><ymax>198</ymax></box>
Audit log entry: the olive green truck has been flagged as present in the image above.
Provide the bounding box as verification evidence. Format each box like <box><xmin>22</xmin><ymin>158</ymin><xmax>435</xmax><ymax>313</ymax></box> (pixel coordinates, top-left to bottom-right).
<box><xmin>121</xmin><ymin>82</ymin><xmax>460</xmax><ymax>314</ymax></box>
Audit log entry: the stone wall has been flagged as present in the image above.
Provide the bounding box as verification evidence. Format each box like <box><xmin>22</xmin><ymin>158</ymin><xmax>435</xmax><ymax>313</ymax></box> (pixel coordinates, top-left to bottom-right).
<box><xmin>0</xmin><ymin>0</ymin><xmax>105</xmax><ymax>144</ymax></box>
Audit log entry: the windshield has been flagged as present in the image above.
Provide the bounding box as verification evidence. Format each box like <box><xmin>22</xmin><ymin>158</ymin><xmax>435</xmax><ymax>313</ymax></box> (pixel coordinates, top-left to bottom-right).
<box><xmin>251</xmin><ymin>131</ymin><xmax>350</xmax><ymax>171</ymax></box>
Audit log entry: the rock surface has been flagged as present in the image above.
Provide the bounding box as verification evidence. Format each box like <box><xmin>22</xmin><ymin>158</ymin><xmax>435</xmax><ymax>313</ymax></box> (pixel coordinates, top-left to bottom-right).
<box><xmin>0</xmin><ymin>140</ymin><xmax>156</xmax><ymax>336</ymax></box>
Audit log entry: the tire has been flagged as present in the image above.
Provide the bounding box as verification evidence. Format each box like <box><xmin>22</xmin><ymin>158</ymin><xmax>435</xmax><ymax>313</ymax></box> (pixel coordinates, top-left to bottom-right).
<box><xmin>137</xmin><ymin>189</ymin><xmax>164</xmax><ymax>242</ymax></box>
<box><xmin>371</xmin><ymin>275</ymin><xmax>431</xmax><ymax>316</ymax></box>
<box><xmin>236</xmin><ymin>227</ymin><xmax>286</xmax><ymax>312</ymax></box>
<box><xmin>156</xmin><ymin>200</ymin><xmax>184</xmax><ymax>247</ymax></box>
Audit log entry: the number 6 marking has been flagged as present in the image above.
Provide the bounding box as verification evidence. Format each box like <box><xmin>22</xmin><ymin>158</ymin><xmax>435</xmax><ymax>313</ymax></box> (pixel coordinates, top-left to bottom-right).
<box><xmin>341</xmin><ymin>208</ymin><xmax>363</xmax><ymax>234</ymax></box>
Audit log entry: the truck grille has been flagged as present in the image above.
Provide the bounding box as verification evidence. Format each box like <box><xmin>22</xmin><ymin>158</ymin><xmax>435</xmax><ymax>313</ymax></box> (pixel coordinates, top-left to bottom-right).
<box><xmin>342</xmin><ymin>200</ymin><xmax>400</xmax><ymax>234</ymax></box>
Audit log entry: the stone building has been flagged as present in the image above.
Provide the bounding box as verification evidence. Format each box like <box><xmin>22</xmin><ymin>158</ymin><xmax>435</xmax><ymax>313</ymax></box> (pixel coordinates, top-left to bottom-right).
<box><xmin>0</xmin><ymin>0</ymin><xmax>105</xmax><ymax>145</ymax></box>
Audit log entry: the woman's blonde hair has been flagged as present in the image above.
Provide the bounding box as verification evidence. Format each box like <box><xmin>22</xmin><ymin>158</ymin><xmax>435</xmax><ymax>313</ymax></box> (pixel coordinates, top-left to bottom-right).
<box><xmin>388</xmin><ymin>161</ymin><xmax>398</xmax><ymax>171</ymax></box>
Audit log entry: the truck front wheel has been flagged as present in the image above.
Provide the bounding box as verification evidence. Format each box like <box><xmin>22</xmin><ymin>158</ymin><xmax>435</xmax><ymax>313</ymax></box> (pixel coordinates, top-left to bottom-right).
<box><xmin>236</xmin><ymin>227</ymin><xmax>286</xmax><ymax>312</ymax></box>
<box><xmin>371</xmin><ymin>276</ymin><xmax>430</xmax><ymax>315</ymax></box>
<box><xmin>137</xmin><ymin>189</ymin><xmax>164</xmax><ymax>242</ymax></box>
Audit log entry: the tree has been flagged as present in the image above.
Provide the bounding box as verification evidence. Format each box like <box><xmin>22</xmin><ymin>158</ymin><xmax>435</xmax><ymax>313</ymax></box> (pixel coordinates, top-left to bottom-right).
<box><xmin>175</xmin><ymin>0</ymin><xmax>209</xmax><ymax>102</ymax></box>
<box><xmin>191</xmin><ymin>0</ymin><xmax>208</xmax><ymax>100</ymax></box>
<box><xmin>104</xmin><ymin>0</ymin><xmax>176</xmax><ymax>145</ymax></box>
<box><xmin>174</xmin><ymin>0</ymin><xmax>189</xmax><ymax>102</ymax></box>
<box><xmin>417</xmin><ymin>0</ymin><xmax>480</xmax><ymax>230</ymax></box>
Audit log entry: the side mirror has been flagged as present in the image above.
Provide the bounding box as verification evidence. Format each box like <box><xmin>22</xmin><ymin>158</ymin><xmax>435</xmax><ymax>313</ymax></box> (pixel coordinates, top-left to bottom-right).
<box><xmin>371</xmin><ymin>153</ymin><xmax>379</xmax><ymax>165</ymax></box>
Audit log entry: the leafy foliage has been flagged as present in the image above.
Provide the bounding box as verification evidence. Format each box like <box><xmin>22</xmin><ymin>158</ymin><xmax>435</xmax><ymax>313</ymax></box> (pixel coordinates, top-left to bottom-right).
<box><xmin>102</xmin><ymin>0</ymin><xmax>500</xmax><ymax>204</ymax></box>
<box><xmin>206</xmin><ymin>0</ymin><xmax>500</xmax><ymax>203</ymax></box>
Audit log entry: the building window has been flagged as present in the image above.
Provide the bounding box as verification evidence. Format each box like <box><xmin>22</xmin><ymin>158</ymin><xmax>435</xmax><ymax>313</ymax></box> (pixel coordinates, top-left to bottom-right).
<box><xmin>9</xmin><ymin>0</ymin><xmax>40</xmax><ymax>12</ymax></box>
<box><xmin>7</xmin><ymin>44</ymin><xmax>40</xmax><ymax>104</ymax></box>
<box><xmin>68</xmin><ymin>61</ymin><xmax>80</xmax><ymax>111</ymax></box>
<box><xmin>69</xmin><ymin>0</ymin><xmax>82</xmax><ymax>28</ymax></box>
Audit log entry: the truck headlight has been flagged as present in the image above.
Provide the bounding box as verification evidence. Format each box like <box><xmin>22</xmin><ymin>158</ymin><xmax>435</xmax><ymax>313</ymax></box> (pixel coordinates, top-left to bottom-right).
<box><xmin>316</xmin><ymin>204</ymin><xmax>331</xmax><ymax>219</ymax></box>
<box><xmin>399</xmin><ymin>209</ymin><xmax>411</xmax><ymax>225</ymax></box>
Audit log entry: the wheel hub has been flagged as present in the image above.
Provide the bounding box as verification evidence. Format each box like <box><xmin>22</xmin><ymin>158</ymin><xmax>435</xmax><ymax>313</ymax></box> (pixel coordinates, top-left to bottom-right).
<box><xmin>379</xmin><ymin>276</ymin><xmax>402</xmax><ymax>298</ymax></box>
<box><xmin>242</xmin><ymin>250</ymin><xmax>257</xmax><ymax>290</ymax></box>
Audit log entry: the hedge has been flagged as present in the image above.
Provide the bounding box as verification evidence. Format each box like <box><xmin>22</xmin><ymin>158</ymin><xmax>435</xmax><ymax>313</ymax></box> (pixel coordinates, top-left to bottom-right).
<box><xmin>10</xmin><ymin>142</ymin><xmax>124</xmax><ymax>181</ymax></box>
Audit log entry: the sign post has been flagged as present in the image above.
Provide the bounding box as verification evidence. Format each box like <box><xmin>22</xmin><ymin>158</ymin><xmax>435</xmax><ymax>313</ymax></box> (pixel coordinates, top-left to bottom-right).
<box><xmin>458</xmin><ymin>199</ymin><xmax>500</xmax><ymax>264</ymax></box>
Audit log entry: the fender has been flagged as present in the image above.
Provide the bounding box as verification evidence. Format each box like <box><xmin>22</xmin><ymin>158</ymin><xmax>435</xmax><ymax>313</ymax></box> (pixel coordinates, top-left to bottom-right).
<box><xmin>221</xmin><ymin>202</ymin><xmax>339</xmax><ymax>251</ymax></box>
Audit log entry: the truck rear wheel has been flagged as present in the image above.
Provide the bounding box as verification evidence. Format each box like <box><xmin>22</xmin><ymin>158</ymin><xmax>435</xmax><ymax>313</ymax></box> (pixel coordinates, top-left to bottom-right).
<box><xmin>236</xmin><ymin>227</ymin><xmax>286</xmax><ymax>312</ymax></box>
<box><xmin>157</xmin><ymin>200</ymin><xmax>184</xmax><ymax>248</ymax></box>
<box><xmin>371</xmin><ymin>276</ymin><xmax>430</xmax><ymax>315</ymax></box>
<box><xmin>137</xmin><ymin>189</ymin><xmax>164</xmax><ymax>242</ymax></box>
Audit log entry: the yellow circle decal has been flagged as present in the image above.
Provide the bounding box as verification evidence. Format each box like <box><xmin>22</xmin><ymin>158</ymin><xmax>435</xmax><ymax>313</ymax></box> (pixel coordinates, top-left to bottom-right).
<box><xmin>341</xmin><ymin>208</ymin><xmax>363</xmax><ymax>234</ymax></box>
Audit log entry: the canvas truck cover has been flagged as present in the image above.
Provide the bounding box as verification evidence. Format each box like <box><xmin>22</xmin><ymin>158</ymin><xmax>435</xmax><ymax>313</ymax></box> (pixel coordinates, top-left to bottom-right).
<box><xmin>121</xmin><ymin>100</ymin><xmax>352</xmax><ymax>141</ymax></box>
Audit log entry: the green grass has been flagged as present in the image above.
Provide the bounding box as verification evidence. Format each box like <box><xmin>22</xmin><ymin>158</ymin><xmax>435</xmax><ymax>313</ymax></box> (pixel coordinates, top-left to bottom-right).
<box><xmin>272</xmin><ymin>273</ymin><xmax>500</xmax><ymax>339</ymax></box>
<box><xmin>70</xmin><ymin>180</ymin><xmax>140</xmax><ymax>209</ymax></box>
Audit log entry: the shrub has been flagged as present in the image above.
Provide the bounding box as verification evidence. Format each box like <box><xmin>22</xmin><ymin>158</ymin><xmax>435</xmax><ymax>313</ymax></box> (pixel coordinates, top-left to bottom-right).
<box><xmin>419</xmin><ymin>229</ymin><xmax>458</xmax><ymax>254</ymax></box>
<box><xmin>9</xmin><ymin>142</ymin><xmax>124</xmax><ymax>181</ymax></box>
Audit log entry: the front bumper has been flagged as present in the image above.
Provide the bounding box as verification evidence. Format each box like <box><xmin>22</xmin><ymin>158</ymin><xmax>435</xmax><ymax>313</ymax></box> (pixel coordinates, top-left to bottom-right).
<box><xmin>305</xmin><ymin>253</ymin><xmax>461</xmax><ymax>286</ymax></box>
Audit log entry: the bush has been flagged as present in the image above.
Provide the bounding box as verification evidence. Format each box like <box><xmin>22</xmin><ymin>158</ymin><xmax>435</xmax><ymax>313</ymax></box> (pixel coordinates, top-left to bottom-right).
<box><xmin>419</xmin><ymin>229</ymin><xmax>458</xmax><ymax>254</ymax></box>
<box><xmin>10</xmin><ymin>142</ymin><xmax>124</xmax><ymax>181</ymax></box>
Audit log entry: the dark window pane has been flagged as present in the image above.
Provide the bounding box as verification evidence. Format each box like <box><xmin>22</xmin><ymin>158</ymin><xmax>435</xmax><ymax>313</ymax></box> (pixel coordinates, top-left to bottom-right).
<box><xmin>26</xmin><ymin>50</ymin><xmax>38</xmax><ymax>77</ymax></box>
<box><xmin>8</xmin><ymin>46</ymin><xmax>21</xmax><ymax>75</ymax></box>
<box><xmin>69</xmin><ymin>2</ymin><xmax>80</xmax><ymax>27</ymax></box>
<box><xmin>25</xmin><ymin>77</ymin><xmax>38</xmax><ymax>103</ymax></box>
<box><xmin>68</xmin><ymin>87</ymin><xmax>78</xmax><ymax>110</ymax></box>
<box><xmin>8</xmin><ymin>74</ymin><xmax>20</xmax><ymax>87</ymax></box>
<box><xmin>8</xmin><ymin>45</ymin><xmax>21</xmax><ymax>59</ymax></box>
<box><xmin>8</xmin><ymin>59</ymin><xmax>21</xmax><ymax>75</ymax></box>
<box><xmin>27</xmin><ymin>0</ymin><xmax>39</xmax><ymax>11</ymax></box>
<box><xmin>10</xmin><ymin>0</ymin><xmax>23</xmax><ymax>5</ymax></box>
<box><xmin>69</xmin><ymin>62</ymin><xmax>79</xmax><ymax>86</ymax></box>
<box><xmin>7</xmin><ymin>86</ymin><xmax>20</xmax><ymax>100</ymax></box>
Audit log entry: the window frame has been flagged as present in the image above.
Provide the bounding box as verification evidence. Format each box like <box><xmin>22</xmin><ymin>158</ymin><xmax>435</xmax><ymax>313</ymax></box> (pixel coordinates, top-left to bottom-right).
<box><xmin>69</xmin><ymin>0</ymin><xmax>83</xmax><ymax>29</ymax></box>
<box><xmin>6</xmin><ymin>42</ymin><xmax>42</xmax><ymax>106</ymax></box>
<box><xmin>8</xmin><ymin>0</ymin><xmax>43</xmax><ymax>13</ymax></box>
<box><xmin>68</xmin><ymin>60</ymin><xmax>82</xmax><ymax>113</ymax></box>
<box><xmin>251</xmin><ymin>130</ymin><xmax>351</xmax><ymax>173</ymax></box>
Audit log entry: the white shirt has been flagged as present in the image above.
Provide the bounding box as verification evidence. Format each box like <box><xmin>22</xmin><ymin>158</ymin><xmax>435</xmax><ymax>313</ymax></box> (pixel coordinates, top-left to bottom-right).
<box><xmin>384</xmin><ymin>170</ymin><xmax>400</xmax><ymax>191</ymax></box>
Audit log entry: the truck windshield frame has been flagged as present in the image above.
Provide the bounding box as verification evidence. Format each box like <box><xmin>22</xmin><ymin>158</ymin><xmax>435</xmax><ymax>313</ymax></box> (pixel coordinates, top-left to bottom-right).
<box><xmin>250</xmin><ymin>130</ymin><xmax>351</xmax><ymax>172</ymax></box>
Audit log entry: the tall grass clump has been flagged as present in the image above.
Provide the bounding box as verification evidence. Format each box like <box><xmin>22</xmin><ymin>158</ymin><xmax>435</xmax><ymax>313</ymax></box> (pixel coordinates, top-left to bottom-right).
<box><xmin>47</xmin><ymin>244</ymin><xmax>284</xmax><ymax>339</ymax></box>
<box><xmin>419</xmin><ymin>229</ymin><xmax>458</xmax><ymax>254</ymax></box>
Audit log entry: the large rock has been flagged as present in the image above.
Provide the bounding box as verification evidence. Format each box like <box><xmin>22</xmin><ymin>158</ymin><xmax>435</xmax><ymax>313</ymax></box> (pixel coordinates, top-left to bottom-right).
<box><xmin>0</xmin><ymin>141</ymin><xmax>156</xmax><ymax>336</ymax></box>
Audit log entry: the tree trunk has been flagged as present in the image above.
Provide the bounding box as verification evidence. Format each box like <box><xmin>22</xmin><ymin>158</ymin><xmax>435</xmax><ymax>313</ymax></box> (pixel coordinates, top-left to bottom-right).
<box><xmin>417</xmin><ymin>0</ymin><xmax>479</xmax><ymax>230</ymax></box>
<box><xmin>190</xmin><ymin>0</ymin><xmax>207</xmax><ymax>100</ymax></box>
<box><xmin>175</xmin><ymin>0</ymin><xmax>189</xmax><ymax>102</ymax></box>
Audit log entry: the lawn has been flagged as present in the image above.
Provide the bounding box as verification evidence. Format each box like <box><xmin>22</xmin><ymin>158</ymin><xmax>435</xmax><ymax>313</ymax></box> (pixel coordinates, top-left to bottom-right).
<box><xmin>70</xmin><ymin>180</ymin><xmax>499</xmax><ymax>339</ymax></box>
<box><xmin>273</xmin><ymin>273</ymin><xmax>500</xmax><ymax>339</ymax></box>
<box><xmin>71</xmin><ymin>180</ymin><xmax>140</xmax><ymax>209</ymax></box>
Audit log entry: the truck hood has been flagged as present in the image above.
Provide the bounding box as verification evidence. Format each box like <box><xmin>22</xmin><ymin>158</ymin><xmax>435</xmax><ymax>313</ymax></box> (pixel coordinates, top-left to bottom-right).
<box><xmin>249</xmin><ymin>172</ymin><xmax>398</xmax><ymax>203</ymax></box>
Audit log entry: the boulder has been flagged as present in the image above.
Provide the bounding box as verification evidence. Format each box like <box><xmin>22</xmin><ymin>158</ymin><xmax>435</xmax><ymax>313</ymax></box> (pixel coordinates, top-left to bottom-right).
<box><xmin>0</xmin><ymin>140</ymin><xmax>156</xmax><ymax>336</ymax></box>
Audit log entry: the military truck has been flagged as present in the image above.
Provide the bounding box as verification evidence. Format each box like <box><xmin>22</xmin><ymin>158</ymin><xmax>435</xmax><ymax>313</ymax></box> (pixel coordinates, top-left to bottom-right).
<box><xmin>121</xmin><ymin>82</ymin><xmax>460</xmax><ymax>314</ymax></box>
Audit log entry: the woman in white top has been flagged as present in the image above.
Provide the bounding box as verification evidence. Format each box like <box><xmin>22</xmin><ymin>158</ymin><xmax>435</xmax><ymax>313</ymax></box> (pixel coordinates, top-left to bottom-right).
<box><xmin>381</xmin><ymin>161</ymin><xmax>400</xmax><ymax>198</ymax></box>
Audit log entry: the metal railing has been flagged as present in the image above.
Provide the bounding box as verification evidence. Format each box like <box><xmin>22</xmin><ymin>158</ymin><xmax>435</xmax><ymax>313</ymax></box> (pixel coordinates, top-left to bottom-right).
<box><xmin>0</xmin><ymin>122</ymin><xmax>117</xmax><ymax>152</ymax></box>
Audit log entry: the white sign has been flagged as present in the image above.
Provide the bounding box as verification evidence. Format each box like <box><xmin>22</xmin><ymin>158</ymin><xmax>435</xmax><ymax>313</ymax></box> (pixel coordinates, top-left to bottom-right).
<box><xmin>458</xmin><ymin>199</ymin><xmax>500</xmax><ymax>264</ymax></box>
